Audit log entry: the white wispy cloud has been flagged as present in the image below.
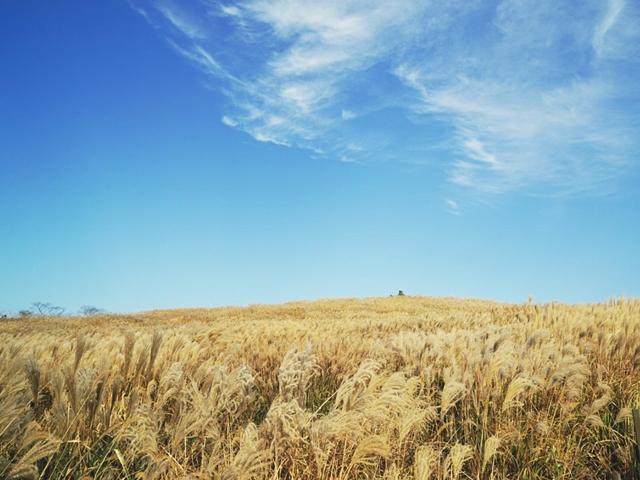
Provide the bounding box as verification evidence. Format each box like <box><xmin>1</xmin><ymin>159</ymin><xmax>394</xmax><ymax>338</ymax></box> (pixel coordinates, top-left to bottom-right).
<box><xmin>445</xmin><ymin>198</ymin><xmax>461</xmax><ymax>215</ymax></box>
<box><xmin>156</xmin><ymin>2</ymin><xmax>207</xmax><ymax>40</ymax></box>
<box><xmin>221</xmin><ymin>115</ymin><xmax>238</xmax><ymax>127</ymax></box>
<box><xmin>593</xmin><ymin>0</ymin><xmax>626</xmax><ymax>56</ymax></box>
<box><xmin>131</xmin><ymin>0</ymin><xmax>640</xmax><ymax>196</ymax></box>
<box><xmin>393</xmin><ymin>0</ymin><xmax>640</xmax><ymax>193</ymax></box>
<box><xmin>219</xmin><ymin>4</ymin><xmax>241</xmax><ymax>18</ymax></box>
<box><xmin>341</xmin><ymin>109</ymin><xmax>357</xmax><ymax>120</ymax></box>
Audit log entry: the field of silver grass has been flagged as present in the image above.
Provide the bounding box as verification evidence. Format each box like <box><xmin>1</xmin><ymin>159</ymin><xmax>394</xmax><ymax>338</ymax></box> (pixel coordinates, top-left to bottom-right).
<box><xmin>1</xmin><ymin>297</ymin><xmax>639</xmax><ymax>479</ymax></box>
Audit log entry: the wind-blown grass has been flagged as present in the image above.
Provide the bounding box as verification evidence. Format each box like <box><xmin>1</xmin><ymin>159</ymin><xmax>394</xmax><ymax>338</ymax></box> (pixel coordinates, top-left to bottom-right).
<box><xmin>0</xmin><ymin>296</ymin><xmax>638</xmax><ymax>479</ymax></box>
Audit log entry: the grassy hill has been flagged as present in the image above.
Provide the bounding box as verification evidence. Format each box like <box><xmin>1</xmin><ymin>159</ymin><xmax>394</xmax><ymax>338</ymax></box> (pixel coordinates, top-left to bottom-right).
<box><xmin>1</xmin><ymin>296</ymin><xmax>639</xmax><ymax>479</ymax></box>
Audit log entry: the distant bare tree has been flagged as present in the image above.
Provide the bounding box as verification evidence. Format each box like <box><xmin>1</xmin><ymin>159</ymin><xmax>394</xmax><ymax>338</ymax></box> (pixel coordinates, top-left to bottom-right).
<box><xmin>18</xmin><ymin>310</ymin><xmax>33</xmax><ymax>318</ymax></box>
<box><xmin>31</xmin><ymin>302</ymin><xmax>65</xmax><ymax>316</ymax></box>
<box><xmin>80</xmin><ymin>305</ymin><xmax>103</xmax><ymax>316</ymax></box>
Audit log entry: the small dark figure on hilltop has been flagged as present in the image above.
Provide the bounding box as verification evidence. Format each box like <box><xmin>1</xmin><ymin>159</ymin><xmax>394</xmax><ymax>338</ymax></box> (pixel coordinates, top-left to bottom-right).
<box><xmin>398</xmin><ymin>290</ymin><xmax>405</xmax><ymax>296</ymax></box>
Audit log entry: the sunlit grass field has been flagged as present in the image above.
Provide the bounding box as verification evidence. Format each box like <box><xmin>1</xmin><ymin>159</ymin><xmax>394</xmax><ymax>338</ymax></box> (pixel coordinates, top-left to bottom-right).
<box><xmin>1</xmin><ymin>296</ymin><xmax>639</xmax><ymax>479</ymax></box>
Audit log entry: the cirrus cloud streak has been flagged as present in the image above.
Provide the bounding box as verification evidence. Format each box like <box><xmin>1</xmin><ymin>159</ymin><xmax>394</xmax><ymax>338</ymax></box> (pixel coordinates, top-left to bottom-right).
<box><xmin>132</xmin><ymin>0</ymin><xmax>640</xmax><ymax>195</ymax></box>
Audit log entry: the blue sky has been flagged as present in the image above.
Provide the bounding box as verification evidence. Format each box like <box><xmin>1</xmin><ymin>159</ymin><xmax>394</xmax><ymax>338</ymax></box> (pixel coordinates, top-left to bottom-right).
<box><xmin>1</xmin><ymin>0</ymin><xmax>639</xmax><ymax>314</ymax></box>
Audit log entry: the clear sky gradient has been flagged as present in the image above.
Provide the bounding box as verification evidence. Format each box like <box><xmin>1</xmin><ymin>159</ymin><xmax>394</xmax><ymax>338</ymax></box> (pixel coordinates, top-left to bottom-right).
<box><xmin>1</xmin><ymin>1</ymin><xmax>639</xmax><ymax>314</ymax></box>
